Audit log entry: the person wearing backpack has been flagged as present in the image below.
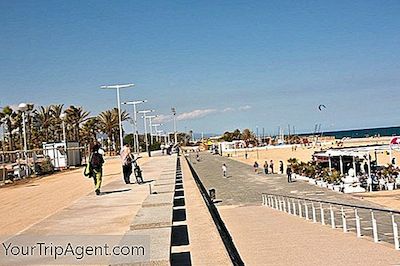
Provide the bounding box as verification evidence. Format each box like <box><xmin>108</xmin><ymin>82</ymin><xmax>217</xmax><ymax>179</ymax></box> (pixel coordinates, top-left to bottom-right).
<box><xmin>120</xmin><ymin>143</ymin><xmax>133</xmax><ymax>184</ymax></box>
<box><xmin>89</xmin><ymin>143</ymin><xmax>105</xmax><ymax>195</ymax></box>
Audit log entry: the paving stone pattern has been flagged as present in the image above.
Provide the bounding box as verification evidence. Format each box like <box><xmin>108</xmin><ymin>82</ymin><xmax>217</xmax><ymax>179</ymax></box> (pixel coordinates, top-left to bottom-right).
<box><xmin>189</xmin><ymin>153</ymin><xmax>400</xmax><ymax>246</ymax></box>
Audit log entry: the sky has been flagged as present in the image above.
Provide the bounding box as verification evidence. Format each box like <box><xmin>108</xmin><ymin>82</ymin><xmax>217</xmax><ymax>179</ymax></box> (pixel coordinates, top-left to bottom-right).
<box><xmin>1</xmin><ymin>0</ymin><xmax>399</xmax><ymax>135</ymax></box>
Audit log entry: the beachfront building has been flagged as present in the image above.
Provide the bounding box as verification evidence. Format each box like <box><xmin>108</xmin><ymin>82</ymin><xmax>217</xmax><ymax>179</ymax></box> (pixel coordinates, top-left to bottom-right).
<box><xmin>314</xmin><ymin>144</ymin><xmax>400</xmax><ymax>174</ymax></box>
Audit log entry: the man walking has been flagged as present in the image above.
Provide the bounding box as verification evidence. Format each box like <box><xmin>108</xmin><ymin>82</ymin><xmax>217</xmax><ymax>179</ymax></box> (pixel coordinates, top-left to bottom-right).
<box><xmin>253</xmin><ymin>161</ymin><xmax>259</xmax><ymax>174</ymax></box>
<box><xmin>264</xmin><ymin>161</ymin><xmax>269</xmax><ymax>174</ymax></box>
<box><xmin>89</xmin><ymin>143</ymin><xmax>104</xmax><ymax>195</ymax></box>
<box><xmin>222</xmin><ymin>163</ymin><xmax>227</xmax><ymax>177</ymax></box>
<box><xmin>270</xmin><ymin>160</ymin><xmax>274</xmax><ymax>174</ymax></box>
<box><xmin>120</xmin><ymin>143</ymin><xmax>133</xmax><ymax>184</ymax></box>
<box><xmin>279</xmin><ymin>161</ymin><xmax>284</xmax><ymax>174</ymax></box>
<box><xmin>287</xmin><ymin>165</ymin><xmax>293</xmax><ymax>183</ymax></box>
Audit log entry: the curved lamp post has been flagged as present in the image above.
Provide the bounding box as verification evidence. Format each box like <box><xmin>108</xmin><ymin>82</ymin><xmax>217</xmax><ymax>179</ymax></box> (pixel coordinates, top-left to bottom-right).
<box><xmin>122</xmin><ymin>100</ymin><xmax>147</xmax><ymax>154</ymax></box>
<box><xmin>100</xmin><ymin>83</ymin><xmax>134</xmax><ymax>151</ymax></box>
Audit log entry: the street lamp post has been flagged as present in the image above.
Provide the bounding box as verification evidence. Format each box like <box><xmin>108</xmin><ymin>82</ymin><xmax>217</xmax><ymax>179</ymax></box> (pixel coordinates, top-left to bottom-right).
<box><xmin>100</xmin><ymin>83</ymin><xmax>134</xmax><ymax>151</ymax></box>
<box><xmin>171</xmin><ymin>107</ymin><xmax>177</xmax><ymax>144</ymax></box>
<box><xmin>146</xmin><ymin>115</ymin><xmax>157</xmax><ymax>145</ymax></box>
<box><xmin>122</xmin><ymin>100</ymin><xmax>147</xmax><ymax>154</ymax></box>
<box><xmin>18</xmin><ymin>103</ymin><xmax>28</xmax><ymax>176</ymax></box>
<box><xmin>60</xmin><ymin>113</ymin><xmax>68</xmax><ymax>167</ymax></box>
<box><xmin>138</xmin><ymin>110</ymin><xmax>154</xmax><ymax>153</ymax></box>
<box><xmin>152</xmin><ymin>124</ymin><xmax>162</xmax><ymax>142</ymax></box>
<box><xmin>156</xmin><ymin>129</ymin><xmax>164</xmax><ymax>143</ymax></box>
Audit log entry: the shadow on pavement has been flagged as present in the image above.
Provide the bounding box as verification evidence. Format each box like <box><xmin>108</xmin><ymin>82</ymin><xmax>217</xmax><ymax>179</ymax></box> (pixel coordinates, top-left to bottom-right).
<box><xmin>101</xmin><ymin>189</ymin><xmax>131</xmax><ymax>195</ymax></box>
<box><xmin>171</xmin><ymin>251</ymin><xmax>192</xmax><ymax>266</ymax></box>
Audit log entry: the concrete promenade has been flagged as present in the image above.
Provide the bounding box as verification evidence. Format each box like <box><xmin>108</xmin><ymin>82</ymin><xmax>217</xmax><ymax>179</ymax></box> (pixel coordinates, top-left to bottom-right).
<box><xmin>189</xmin><ymin>152</ymin><xmax>400</xmax><ymax>265</ymax></box>
<box><xmin>0</xmin><ymin>154</ymin><xmax>174</xmax><ymax>265</ymax></box>
<box><xmin>1</xmin><ymin>153</ymin><xmax>233</xmax><ymax>265</ymax></box>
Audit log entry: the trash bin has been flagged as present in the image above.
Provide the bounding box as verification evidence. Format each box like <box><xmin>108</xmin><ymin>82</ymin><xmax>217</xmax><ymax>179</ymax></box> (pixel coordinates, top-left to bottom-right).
<box><xmin>209</xmin><ymin>188</ymin><xmax>216</xmax><ymax>201</ymax></box>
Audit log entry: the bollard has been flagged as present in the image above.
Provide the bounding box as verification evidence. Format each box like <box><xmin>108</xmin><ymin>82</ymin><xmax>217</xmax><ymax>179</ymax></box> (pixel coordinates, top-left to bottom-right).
<box><xmin>209</xmin><ymin>188</ymin><xmax>216</xmax><ymax>201</ymax></box>
<box><xmin>320</xmin><ymin>203</ymin><xmax>325</xmax><ymax>225</ymax></box>
<box><xmin>330</xmin><ymin>205</ymin><xmax>335</xmax><ymax>229</ymax></box>
<box><xmin>355</xmin><ymin>208</ymin><xmax>361</xmax><ymax>237</ymax></box>
<box><xmin>305</xmin><ymin>202</ymin><xmax>309</xmax><ymax>220</ymax></box>
<box><xmin>312</xmin><ymin>203</ymin><xmax>317</xmax><ymax>223</ymax></box>
<box><xmin>371</xmin><ymin>211</ymin><xmax>379</xmax><ymax>243</ymax></box>
<box><xmin>262</xmin><ymin>195</ymin><xmax>265</xmax><ymax>206</ymax></box>
<box><xmin>298</xmin><ymin>200</ymin><xmax>302</xmax><ymax>218</ymax></box>
<box><xmin>293</xmin><ymin>201</ymin><xmax>297</xmax><ymax>216</ymax></box>
<box><xmin>287</xmin><ymin>199</ymin><xmax>291</xmax><ymax>214</ymax></box>
<box><xmin>391</xmin><ymin>214</ymin><xmax>399</xmax><ymax>250</ymax></box>
<box><xmin>275</xmin><ymin>196</ymin><xmax>279</xmax><ymax>210</ymax></box>
<box><xmin>279</xmin><ymin>197</ymin><xmax>283</xmax><ymax>211</ymax></box>
<box><xmin>342</xmin><ymin>207</ymin><xmax>347</xmax><ymax>232</ymax></box>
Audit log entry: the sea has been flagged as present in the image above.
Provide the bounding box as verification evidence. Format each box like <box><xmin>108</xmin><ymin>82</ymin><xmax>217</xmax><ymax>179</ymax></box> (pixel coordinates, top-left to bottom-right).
<box><xmin>303</xmin><ymin>126</ymin><xmax>400</xmax><ymax>139</ymax></box>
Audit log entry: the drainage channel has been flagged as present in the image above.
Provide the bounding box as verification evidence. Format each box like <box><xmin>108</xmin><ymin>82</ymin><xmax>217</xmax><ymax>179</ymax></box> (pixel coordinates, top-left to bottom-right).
<box><xmin>171</xmin><ymin>157</ymin><xmax>192</xmax><ymax>265</ymax></box>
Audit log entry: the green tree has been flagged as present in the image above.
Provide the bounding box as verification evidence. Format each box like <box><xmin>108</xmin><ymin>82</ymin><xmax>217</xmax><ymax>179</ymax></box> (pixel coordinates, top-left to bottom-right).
<box><xmin>0</xmin><ymin>106</ymin><xmax>16</xmax><ymax>150</ymax></box>
<box><xmin>65</xmin><ymin>106</ymin><xmax>90</xmax><ymax>143</ymax></box>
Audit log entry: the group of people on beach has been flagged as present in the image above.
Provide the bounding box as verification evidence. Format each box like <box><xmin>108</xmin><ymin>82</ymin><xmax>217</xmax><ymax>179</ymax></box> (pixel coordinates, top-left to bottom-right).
<box><xmin>86</xmin><ymin>143</ymin><xmax>143</xmax><ymax>196</ymax></box>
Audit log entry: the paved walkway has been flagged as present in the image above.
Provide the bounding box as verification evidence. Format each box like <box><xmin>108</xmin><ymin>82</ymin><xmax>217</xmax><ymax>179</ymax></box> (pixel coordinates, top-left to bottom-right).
<box><xmin>189</xmin><ymin>153</ymin><xmax>400</xmax><ymax>265</ymax></box>
<box><xmin>0</xmin><ymin>154</ymin><xmax>178</xmax><ymax>265</ymax></box>
<box><xmin>219</xmin><ymin>205</ymin><xmax>400</xmax><ymax>266</ymax></box>
<box><xmin>189</xmin><ymin>153</ymin><xmax>382</xmax><ymax>207</ymax></box>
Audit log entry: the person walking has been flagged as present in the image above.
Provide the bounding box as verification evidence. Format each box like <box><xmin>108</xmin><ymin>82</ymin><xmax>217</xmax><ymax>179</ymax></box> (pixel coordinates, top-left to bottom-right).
<box><xmin>270</xmin><ymin>160</ymin><xmax>274</xmax><ymax>174</ymax></box>
<box><xmin>222</xmin><ymin>163</ymin><xmax>227</xmax><ymax>177</ymax></box>
<box><xmin>287</xmin><ymin>165</ymin><xmax>292</xmax><ymax>183</ymax></box>
<box><xmin>120</xmin><ymin>143</ymin><xmax>133</xmax><ymax>184</ymax></box>
<box><xmin>264</xmin><ymin>161</ymin><xmax>269</xmax><ymax>174</ymax></box>
<box><xmin>279</xmin><ymin>161</ymin><xmax>284</xmax><ymax>174</ymax></box>
<box><xmin>89</xmin><ymin>143</ymin><xmax>104</xmax><ymax>195</ymax></box>
<box><xmin>253</xmin><ymin>161</ymin><xmax>259</xmax><ymax>173</ymax></box>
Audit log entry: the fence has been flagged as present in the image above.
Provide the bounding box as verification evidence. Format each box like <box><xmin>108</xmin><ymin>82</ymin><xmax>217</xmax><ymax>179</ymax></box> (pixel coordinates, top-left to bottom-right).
<box><xmin>262</xmin><ymin>193</ymin><xmax>400</xmax><ymax>250</ymax></box>
<box><xmin>0</xmin><ymin>146</ymin><xmax>88</xmax><ymax>184</ymax></box>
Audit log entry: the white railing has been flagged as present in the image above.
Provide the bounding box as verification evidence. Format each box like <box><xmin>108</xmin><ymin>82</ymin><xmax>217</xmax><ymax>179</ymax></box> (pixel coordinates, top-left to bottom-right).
<box><xmin>262</xmin><ymin>193</ymin><xmax>400</xmax><ymax>250</ymax></box>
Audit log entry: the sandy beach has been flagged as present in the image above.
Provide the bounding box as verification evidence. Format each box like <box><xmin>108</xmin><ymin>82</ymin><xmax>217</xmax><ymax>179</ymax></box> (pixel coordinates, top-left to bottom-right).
<box><xmin>225</xmin><ymin>136</ymin><xmax>400</xmax><ymax>211</ymax></box>
<box><xmin>227</xmin><ymin>136</ymin><xmax>400</xmax><ymax>168</ymax></box>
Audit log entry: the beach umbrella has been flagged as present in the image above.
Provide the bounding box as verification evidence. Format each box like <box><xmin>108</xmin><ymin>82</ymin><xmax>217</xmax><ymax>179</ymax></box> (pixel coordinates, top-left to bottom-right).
<box><xmin>318</xmin><ymin>104</ymin><xmax>326</xmax><ymax>111</ymax></box>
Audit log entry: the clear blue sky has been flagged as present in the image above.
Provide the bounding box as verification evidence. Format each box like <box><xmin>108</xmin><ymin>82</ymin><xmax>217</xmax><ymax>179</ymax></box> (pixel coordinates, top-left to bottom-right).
<box><xmin>1</xmin><ymin>0</ymin><xmax>399</xmax><ymax>135</ymax></box>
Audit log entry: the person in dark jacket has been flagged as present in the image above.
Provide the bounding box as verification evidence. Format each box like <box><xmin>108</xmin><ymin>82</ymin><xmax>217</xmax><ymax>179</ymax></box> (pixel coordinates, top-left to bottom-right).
<box><xmin>89</xmin><ymin>143</ymin><xmax>105</xmax><ymax>195</ymax></box>
<box><xmin>287</xmin><ymin>165</ymin><xmax>293</xmax><ymax>183</ymax></box>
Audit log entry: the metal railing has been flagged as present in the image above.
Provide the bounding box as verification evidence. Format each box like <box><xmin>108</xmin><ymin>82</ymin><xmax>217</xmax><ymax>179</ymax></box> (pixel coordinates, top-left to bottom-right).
<box><xmin>0</xmin><ymin>146</ymin><xmax>88</xmax><ymax>184</ymax></box>
<box><xmin>262</xmin><ymin>193</ymin><xmax>400</xmax><ymax>250</ymax></box>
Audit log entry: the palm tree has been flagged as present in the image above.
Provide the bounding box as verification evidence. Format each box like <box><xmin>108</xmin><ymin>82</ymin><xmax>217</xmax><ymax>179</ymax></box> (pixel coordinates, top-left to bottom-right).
<box><xmin>98</xmin><ymin>110</ymin><xmax>116</xmax><ymax>151</ymax></box>
<box><xmin>64</xmin><ymin>106</ymin><xmax>90</xmax><ymax>143</ymax></box>
<box><xmin>33</xmin><ymin>106</ymin><xmax>54</xmax><ymax>143</ymax></box>
<box><xmin>98</xmin><ymin>108</ymin><xmax>129</xmax><ymax>151</ymax></box>
<box><xmin>0</xmin><ymin>106</ymin><xmax>16</xmax><ymax>150</ymax></box>
<box><xmin>12</xmin><ymin>111</ymin><xmax>24</xmax><ymax>150</ymax></box>
<box><xmin>80</xmin><ymin>117</ymin><xmax>100</xmax><ymax>145</ymax></box>
<box><xmin>50</xmin><ymin>104</ymin><xmax>64</xmax><ymax>142</ymax></box>
<box><xmin>111</xmin><ymin>108</ymin><xmax>129</xmax><ymax>149</ymax></box>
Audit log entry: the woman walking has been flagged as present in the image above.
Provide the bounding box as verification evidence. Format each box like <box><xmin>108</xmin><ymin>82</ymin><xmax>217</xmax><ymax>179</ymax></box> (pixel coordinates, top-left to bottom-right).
<box><xmin>120</xmin><ymin>143</ymin><xmax>133</xmax><ymax>184</ymax></box>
